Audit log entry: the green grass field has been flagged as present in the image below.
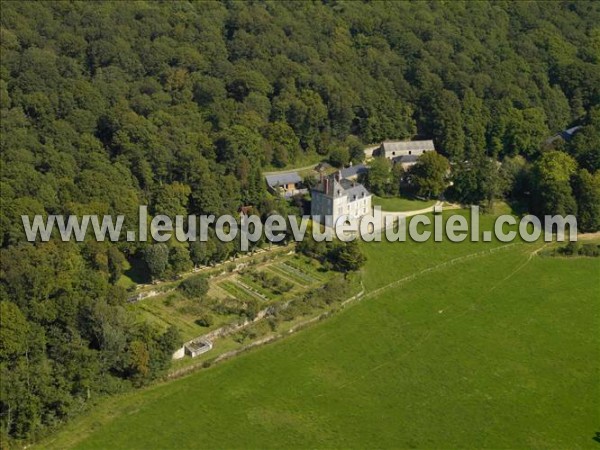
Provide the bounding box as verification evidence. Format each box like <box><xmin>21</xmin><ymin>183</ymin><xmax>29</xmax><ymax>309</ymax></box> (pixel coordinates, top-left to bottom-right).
<box><xmin>372</xmin><ymin>195</ymin><xmax>436</xmax><ymax>212</ymax></box>
<box><xmin>41</xmin><ymin>212</ymin><xmax>600</xmax><ymax>450</ymax></box>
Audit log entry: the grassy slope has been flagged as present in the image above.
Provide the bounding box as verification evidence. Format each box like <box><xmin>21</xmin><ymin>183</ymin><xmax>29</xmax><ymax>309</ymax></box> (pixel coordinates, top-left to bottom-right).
<box><xmin>43</xmin><ymin>213</ymin><xmax>600</xmax><ymax>450</ymax></box>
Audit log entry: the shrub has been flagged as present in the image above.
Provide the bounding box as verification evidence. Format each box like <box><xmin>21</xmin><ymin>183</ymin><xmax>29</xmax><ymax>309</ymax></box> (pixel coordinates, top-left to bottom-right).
<box><xmin>555</xmin><ymin>241</ymin><xmax>599</xmax><ymax>257</ymax></box>
<box><xmin>243</xmin><ymin>298</ymin><xmax>260</xmax><ymax>320</ymax></box>
<box><xmin>559</xmin><ymin>241</ymin><xmax>581</xmax><ymax>255</ymax></box>
<box><xmin>267</xmin><ymin>317</ymin><xmax>280</xmax><ymax>331</ymax></box>
<box><xmin>178</xmin><ymin>275</ymin><xmax>209</xmax><ymax>299</ymax></box>
<box><xmin>163</xmin><ymin>294</ymin><xmax>177</xmax><ymax>307</ymax></box>
<box><xmin>233</xmin><ymin>329</ymin><xmax>256</xmax><ymax>344</ymax></box>
<box><xmin>580</xmin><ymin>243</ymin><xmax>600</xmax><ymax>257</ymax></box>
<box><xmin>195</xmin><ymin>313</ymin><xmax>213</xmax><ymax>327</ymax></box>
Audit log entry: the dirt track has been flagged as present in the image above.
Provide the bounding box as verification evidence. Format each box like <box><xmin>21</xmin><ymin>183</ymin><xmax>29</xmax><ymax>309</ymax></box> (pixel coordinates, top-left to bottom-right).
<box><xmin>578</xmin><ymin>232</ymin><xmax>600</xmax><ymax>240</ymax></box>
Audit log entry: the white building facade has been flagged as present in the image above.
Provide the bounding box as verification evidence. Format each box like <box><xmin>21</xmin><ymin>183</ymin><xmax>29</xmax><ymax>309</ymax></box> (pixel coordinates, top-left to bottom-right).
<box><xmin>311</xmin><ymin>174</ymin><xmax>372</xmax><ymax>228</ymax></box>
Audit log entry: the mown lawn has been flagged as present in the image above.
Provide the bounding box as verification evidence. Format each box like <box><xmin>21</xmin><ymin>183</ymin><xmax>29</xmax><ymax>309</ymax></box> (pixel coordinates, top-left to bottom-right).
<box><xmin>372</xmin><ymin>195</ymin><xmax>436</xmax><ymax>212</ymax></box>
<box><xmin>41</xmin><ymin>213</ymin><xmax>600</xmax><ymax>450</ymax></box>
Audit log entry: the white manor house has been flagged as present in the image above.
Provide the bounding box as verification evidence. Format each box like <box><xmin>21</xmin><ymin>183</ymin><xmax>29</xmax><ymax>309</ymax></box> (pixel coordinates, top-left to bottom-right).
<box><xmin>311</xmin><ymin>171</ymin><xmax>372</xmax><ymax>228</ymax></box>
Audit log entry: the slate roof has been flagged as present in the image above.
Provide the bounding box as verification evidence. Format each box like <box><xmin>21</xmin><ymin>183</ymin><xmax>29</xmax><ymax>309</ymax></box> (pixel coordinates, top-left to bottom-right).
<box><xmin>315</xmin><ymin>162</ymin><xmax>332</xmax><ymax>172</ymax></box>
<box><xmin>341</xmin><ymin>182</ymin><xmax>370</xmax><ymax>201</ymax></box>
<box><xmin>265</xmin><ymin>172</ymin><xmax>302</xmax><ymax>188</ymax></box>
<box><xmin>340</xmin><ymin>163</ymin><xmax>368</xmax><ymax>178</ymax></box>
<box><xmin>381</xmin><ymin>140</ymin><xmax>435</xmax><ymax>153</ymax></box>
<box><xmin>545</xmin><ymin>126</ymin><xmax>583</xmax><ymax>145</ymax></box>
<box><xmin>394</xmin><ymin>154</ymin><xmax>420</xmax><ymax>164</ymax></box>
<box><xmin>314</xmin><ymin>175</ymin><xmax>371</xmax><ymax>200</ymax></box>
<box><xmin>560</xmin><ymin>126</ymin><xmax>582</xmax><ymax>141</ymax></box>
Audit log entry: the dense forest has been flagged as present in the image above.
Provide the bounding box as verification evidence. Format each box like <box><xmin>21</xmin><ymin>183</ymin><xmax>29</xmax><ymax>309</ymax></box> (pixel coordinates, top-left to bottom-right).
<box><xmin>1</xmin><ymin>1</ymin><xmax>599</xmax><ymax>444</ymax></box>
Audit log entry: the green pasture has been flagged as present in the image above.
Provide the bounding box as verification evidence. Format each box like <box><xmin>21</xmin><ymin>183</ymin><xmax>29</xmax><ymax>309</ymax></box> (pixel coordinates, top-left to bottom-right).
<box><xmin>41</xmin><ymin>211</ymin><xmax>600</xmax><ymax>449</ymax></box>
<box><xmin>372</xmin><ymin>195</ymin><xmax>437</xmax><ymax>212</ymax></box>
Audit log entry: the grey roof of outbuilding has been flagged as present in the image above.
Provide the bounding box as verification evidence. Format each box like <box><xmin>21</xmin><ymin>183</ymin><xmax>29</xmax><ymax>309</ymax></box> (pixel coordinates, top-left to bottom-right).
<box><xmin>340</xmin><ymin>163</ymin><xmax>368</xmax><ymax>178</ymax></box>
<box><xmin>265</xmin><ymin>172</ymin><xmax>302</xmax><ymax>188</ymax></box>
<box><xmin>545</xmin><ymin>126</ymin><xmax>583</xmax><ymax>145</ymax></box>
<box><xmin>394</xmin><ymin>154</ymin><xmax>420</xmax><ymax>164</ymax></box>
<box><xmin>315</xmin><ymin>162</ymin><xmax>332</xmax><ymax>171</ymax></box>
<box><xmin>382</xmin><ymin>140</ymin><xmax>435</xmax><ymax>153</ymax></box>
<box><xmin>560</xmin><ymin>126</ymin><xmax>582</xmax><ymax>140</ymax></box>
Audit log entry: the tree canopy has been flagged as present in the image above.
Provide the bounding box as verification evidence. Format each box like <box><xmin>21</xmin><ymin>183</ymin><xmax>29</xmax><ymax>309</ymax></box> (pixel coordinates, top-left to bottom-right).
<box><xmin>1</xmin><ymin>1</ymin><xmax>599</xmax><ymax>443</ymax></box>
